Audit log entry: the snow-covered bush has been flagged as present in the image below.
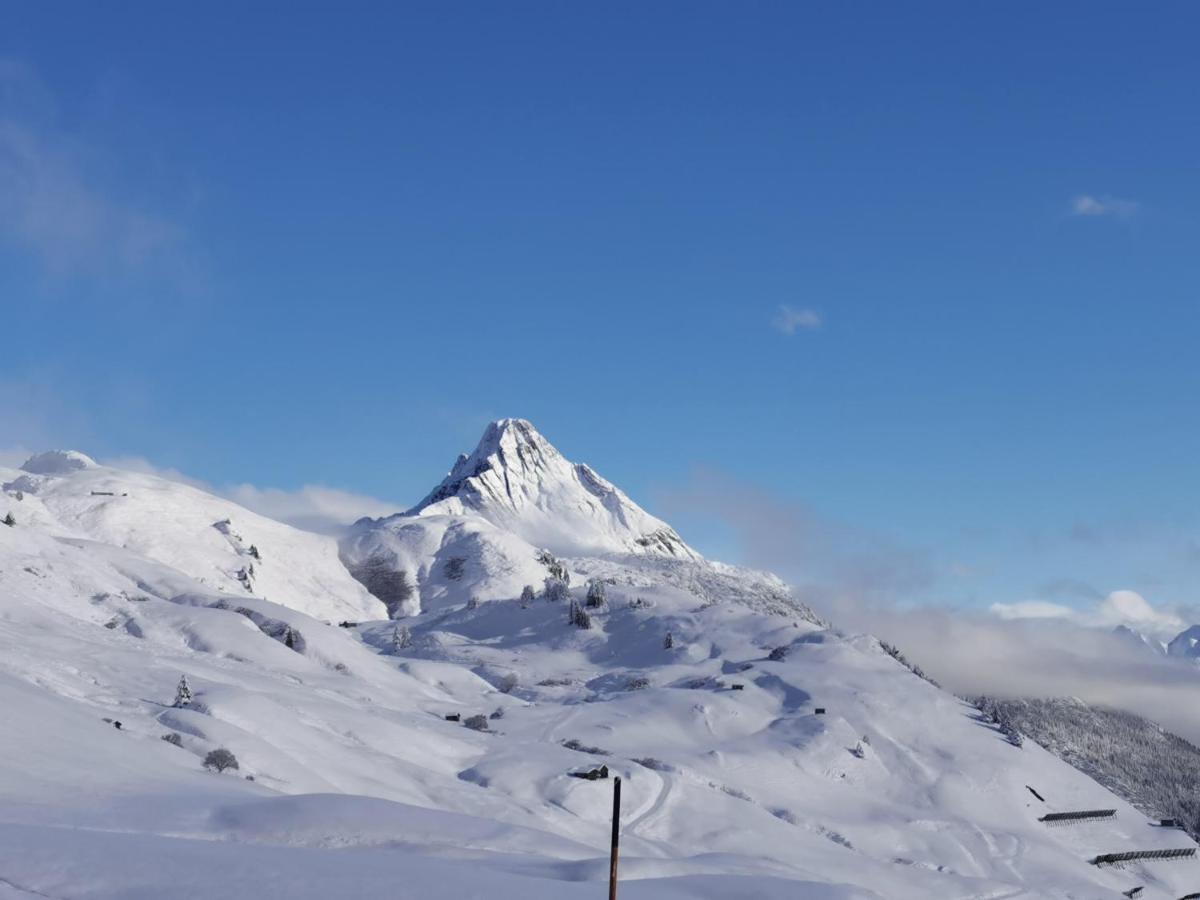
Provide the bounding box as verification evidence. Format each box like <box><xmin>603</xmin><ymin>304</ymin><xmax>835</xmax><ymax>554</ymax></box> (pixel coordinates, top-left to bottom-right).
<box><xmin>2</xmin><ymin>512</ymin><xmax>14</xmax><ymax>527</ymax></box>
<box><xmin>466</xmin><ymin>596</ymin><xmax>479</xmax><ymax>610</ymax></box>
<box><xmin>203</xmin><ymin>748</ymin><xmax>239</xmax><ymax>773</ymax></box>
<box><xmin>626</xmin><ymin>676</ymin><xmax>650</xmax><ymax>691</ymax></box>
<box><xmin>498</xmin><ymin>672</ymin><xmax>518</xmax><ymax>694</ymax></box>
<box><xmin>489</xmin><ymin>707</ymin><xmax>505</xmax><ymax>720</ymax></box>
<box><xmin>463</xmin><ymin>714</ymin><xmax>490</xmax><ymax>732</ymax></box>
<box><xmin>663</xmin><ymin>632</ymin><xmax>674</xmax><ymax>649</ymax></box>
<box><xmin>767</xmin><ymin>646</ymin><xmax>788</xmax><ymax>662</ymax></box>
<box><xmin>519</xmin><ymin>584</ymin><xmax>536</xmax><ymax>607</ymax></box>
<box><xmin>161</xmin><ymin>732</ymin><xmax>183</xmax><ymax>748</ymax></box>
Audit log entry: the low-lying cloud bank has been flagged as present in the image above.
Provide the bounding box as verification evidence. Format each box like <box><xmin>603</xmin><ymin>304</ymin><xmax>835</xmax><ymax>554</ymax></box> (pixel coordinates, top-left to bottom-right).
<box><xmin>826</xmin><ymin>593</ymin><xmax>1200</xmax><ymax>744</ymax></box>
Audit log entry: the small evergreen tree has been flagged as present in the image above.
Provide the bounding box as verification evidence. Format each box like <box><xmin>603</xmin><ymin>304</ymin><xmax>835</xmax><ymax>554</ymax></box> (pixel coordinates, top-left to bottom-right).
<box><xmin>2</xmin><ymin>512</ymin><xmax>14</xmax><ymax>527</ymax></box>
<box><xmin>173</xmin><ymin>674</ymin><xmax>193</xmax><ymax>708</ymax></box>
<box><xmin>284</xmin><ymin>627</ymin><xmax>295</xmax><ymax>649</ymax></box>
<box><xmin>519</xmin><ymin>584</ymin><xmax>536</xmax><ymax>607</ymax></box>
<box><xmin>663</xmin><ymin>632</ymin><xmax>674</xmax><ymax>650</ymax></box>
<box><xmin>248</xmin><ymin>544</ymin><xmax>261</xmax><ymax>560</ymax></box>
<box><xmin>585</xmin><ymin>580</ymin><xmax>607</xmax><ymax>608</ymax></box>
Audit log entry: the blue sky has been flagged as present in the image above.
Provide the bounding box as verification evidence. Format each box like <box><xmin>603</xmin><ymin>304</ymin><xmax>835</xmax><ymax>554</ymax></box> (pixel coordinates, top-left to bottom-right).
<box><xmin>3</xmin><ymin>3</ymin><xmax>1200</xmax><ymax>618</ymax></box>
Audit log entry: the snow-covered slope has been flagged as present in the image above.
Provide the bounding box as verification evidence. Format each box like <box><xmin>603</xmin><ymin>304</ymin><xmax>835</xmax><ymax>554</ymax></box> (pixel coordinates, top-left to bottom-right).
<box><xmin>2</xmin><ymin>452</ymin><xmax>383</xmax><ymax>622</ymax></box>
<box><xmin>2</xmin><ymin>433</ymin><xmax>1199</xmax><ymax>899</ymax></box>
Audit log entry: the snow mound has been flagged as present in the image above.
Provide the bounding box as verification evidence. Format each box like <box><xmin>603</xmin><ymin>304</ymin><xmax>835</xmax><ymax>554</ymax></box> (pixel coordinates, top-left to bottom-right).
<box><xmin>20</xmin><ymin>449</ymin><xmax>97</xmax><ymax>475</ymax></box>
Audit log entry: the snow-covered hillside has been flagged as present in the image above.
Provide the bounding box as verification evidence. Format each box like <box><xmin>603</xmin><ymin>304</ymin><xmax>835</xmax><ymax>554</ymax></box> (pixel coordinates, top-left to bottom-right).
<box><xmin>983</xmin><ymin>698</ymin><xmax>1200</xmax><ymax>841</ymax></box>
<box><xmin>2</xmin><ymin>452</ymin><xmax>382</xmax><ymax>622</ymax></box>
<box><xmin>2</xmin><ymin>429</ymin><xmax>1199</xmax><ymax>899</ymax></box>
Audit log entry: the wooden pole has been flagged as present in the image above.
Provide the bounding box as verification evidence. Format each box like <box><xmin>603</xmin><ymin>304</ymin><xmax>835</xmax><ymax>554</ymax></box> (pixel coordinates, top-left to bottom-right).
<box><xmin>608</xmin><ymin>776</ymin><xmax>621</xmax><ymax>900</ymax></box>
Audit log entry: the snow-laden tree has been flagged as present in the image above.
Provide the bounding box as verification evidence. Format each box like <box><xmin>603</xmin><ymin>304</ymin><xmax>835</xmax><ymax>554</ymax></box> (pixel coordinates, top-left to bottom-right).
<box><xmin>585</xmin><ymin>580</ymin><xmax>607</xmax><ymax>608</ymax></box>
<box><xmin>568</xmin><ymin>599</ymin><xmax>592</xmax><ymax>629</ymax></box>
<box><xmin>519</xmin><ymin>584</ymin><xmax>536</xmax><ymax>607</ymax></box>
<box><xmin>663</xmin><ymin>632</ymin><xmax>674</xmax><ymax>649</ymax></box>
<box><xmin>2</xmin><ymin>513</ymin><xmax>14</xmax><ymax>527</ymax></box>
<box><xmin>173</xmin><ymin>675</ymin><xmax>193</xmax><ymax>708</ymax></box>
<box><xmin>543</xmin><ymin>577</ymin><xmax>570</xmax><ymax>603</ymax></box>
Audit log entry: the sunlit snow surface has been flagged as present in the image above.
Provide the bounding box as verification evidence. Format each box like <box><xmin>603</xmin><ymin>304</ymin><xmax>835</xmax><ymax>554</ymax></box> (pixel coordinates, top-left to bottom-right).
<box><xmin>1</xmin><ymin>445</ymin><xmax>1197</xmax><ymax>899</ymax></box>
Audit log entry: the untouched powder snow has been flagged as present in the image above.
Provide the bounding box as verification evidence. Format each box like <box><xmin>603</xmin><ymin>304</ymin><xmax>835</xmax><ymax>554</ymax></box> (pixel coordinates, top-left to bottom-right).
<box><xmin>1</xmin><ymin>430</ymin><xmax>1198</xmax><ymax>899</ymax></box>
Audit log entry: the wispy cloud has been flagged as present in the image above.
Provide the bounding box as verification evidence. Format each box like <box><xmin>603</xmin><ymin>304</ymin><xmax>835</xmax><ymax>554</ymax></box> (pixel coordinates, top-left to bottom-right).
<box><xmin>658</xmin><ymin>467</ymin><xmax>933</xmax><ymax>599</ymax></box>
<box><xmin>219</xmin><ymin>483</ymin><xmax>401</xmax><ymax>535</ymax></box>
<box><xmin>771</xmin><ymin>305</ymin><xmax>822</xmax><ymax>335</ymax></box>
<box><xmin>101</xmin><ymin>455</ymin><xmax>402</xmax><ymax>535</ymax></box>
<box><xmin>1070</xmin><ymin>193</ymin><xmax>1139</xmax><ymax>219</ymax></box>
<box><xmin>0</xmin><ymin>58</ymin><xmax>195</xmax><ymax>283</ymax></box>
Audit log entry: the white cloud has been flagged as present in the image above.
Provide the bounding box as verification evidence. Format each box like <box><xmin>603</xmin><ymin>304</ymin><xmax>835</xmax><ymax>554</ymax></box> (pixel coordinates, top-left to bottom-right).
<box><xmin>220</xmin><ymin>483</ymin><xmax>400</xmax><ymax>535</ymax></box>
<box><xmin>990</xmin><ymin>589</ymin><xmax>1184</xmax><ymax>639</ymax></box>
<box><xmin>1070</xmin><ymin>194</ymin><xmax>1139</xmax><ymax>219</ymax></box>
<box><xmin>0</xmin><ymin>58</ymin><xmax>192</xmax><ymax>281</ymax></box>
<box><xmin>100</xmin><ymin>455</ymin><xmax>401</xmax><ymax>535</ymax></box>
<box><xmin>990</xmin><ymin>600</ymin><xmax>1075</xmax><ymax>620</ymax></box>
<box><xmin>771</xmin><ymin>305</ymin><xmax>822</xmax><ymax>335</ymax></box>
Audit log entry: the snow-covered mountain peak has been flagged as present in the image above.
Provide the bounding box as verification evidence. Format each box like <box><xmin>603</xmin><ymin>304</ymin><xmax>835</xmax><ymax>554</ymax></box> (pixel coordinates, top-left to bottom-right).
<box><xmin>20</xmin><ymin>449</ymin><xmax>97</xmax><ymax>475</ymax></box>
<box><xmin>405</xmin><ymin>418</ymin><xmax>698</xmax><ymax>560</ymax></box>
<box><xmin>1168</xmin><ymin>624</ymin><xmax>1200</xmax><ymax>659</ymax></box>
